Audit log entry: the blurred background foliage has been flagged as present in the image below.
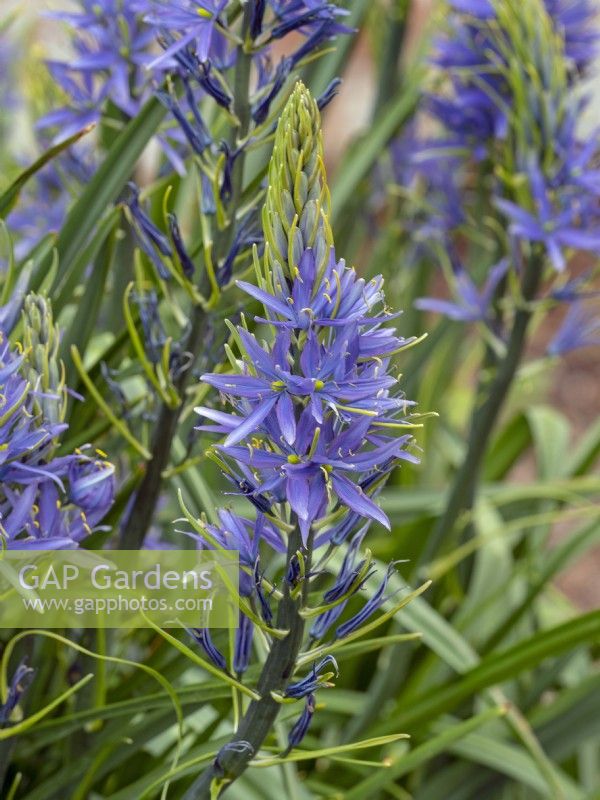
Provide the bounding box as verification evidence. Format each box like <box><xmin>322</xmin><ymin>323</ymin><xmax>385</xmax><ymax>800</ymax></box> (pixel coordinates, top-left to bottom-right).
<box><xmin>0</xmin><ymin>1</ymin><xmax>599</xmax><ymax>798</ymax></box>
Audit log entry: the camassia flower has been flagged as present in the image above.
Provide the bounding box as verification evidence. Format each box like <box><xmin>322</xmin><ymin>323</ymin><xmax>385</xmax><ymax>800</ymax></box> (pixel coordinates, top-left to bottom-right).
<box><xmin>406</xmin><ymin>0</ymin><xmax>600</xmax><ymax>329</ymax></box>
<box><xmin>0</xmin><ymin>660</ymin><xmax>34</xmax><ymax>728</ymax></box>
<box><xmin>0</xmin><ymin>291</ymin><xmax>115</xmax><ymax>549</ymax></box>
<box><xmin>183</xmin><ymin>86</ymin><xmax>422</xmax><ymax>780</ymax></box>
<box><xmin>196</xmin><ymin>247</ymin><xmax>419</xmax><ymax>544</ymax></box>
<box><xmin>548</xmin><ymin>298</ymin><xmax>600</xmax><ymax>355</ymax></box>
<box><xmin>39</xmin><ymin>1</ymin><xmax>157</xmax><ymax>139</ymax></box>
<box><xmin>145</xmin><ymin>0</ymin><xmax>229</xmax><ymax>67</ymax></box>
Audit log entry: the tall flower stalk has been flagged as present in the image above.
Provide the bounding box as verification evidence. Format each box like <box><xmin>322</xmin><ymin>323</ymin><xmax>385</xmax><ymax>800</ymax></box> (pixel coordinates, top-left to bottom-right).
<box><xmin>115</xmin><ymin>1</ymin><xmax>352</xmax><ymax>548</ymax></box>
<box><xmin>182</xmin><ymin>83</ymin><xmax>422</xmax><ymax>798</ymax></box>
<box><xmin>415</xmin><ymin>0</ymin><xmax>600</xmax><ymax>565</ymax></box>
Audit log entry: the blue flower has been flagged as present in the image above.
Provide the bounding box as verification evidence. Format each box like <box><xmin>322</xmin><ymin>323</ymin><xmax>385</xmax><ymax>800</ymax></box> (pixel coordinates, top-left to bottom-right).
<box><xmin>548</xmin><ymin>299</ymin><xmax>600</xmax><ymax>355</ymax></box>
<box><xmin>1</xmin><ymin>454</ymin><xmax>115</xmax><ymax>549</ymax></box>
<box><xmin>189</xmin><ymin>628</ymin><xmax>227</xmax><ymax>670</ymax></box>
<box><xmin>0</xmin><ymin>660</ymin><xmax>34</xmax><ymax>727</ymax></box>
<box><xmin>335</xmin><ymin>562</ymin><xmax>398</xmax><ymax>639</ymax></box>
<box><xmin>310</xmin><ymin>529</ymin><xmax>373</xmax><ymax>640</ymax></box>
<box><xmin>187</xmin><ymin>87</ymin><xmax>421</xmax><ymax>730</ymax></box>
<box><xmin>126</xmin><ymin>183</ymin><xmax>173</xmax><ymax>280</ymax></box>
<box><xmin>285</xmin><ymin>655</ymin><xmax>338</xmax><ymax>698</ymax></box>
<box><xmin>198</xmin><ymin>326</ymin><xmax>399</xmax><ymax>445</ymax></box>
<box><xmin>212</xmin><ymin>414</ymin><xmax>416</xmax><ymax>545</ymax></box>
<box><xmin>495</xmin><ymin>161</ymin><xmax>600</xmax><ymax>272</ymax></box>
<box><xmin>234</xmin><ymin>612</ymin><xmax>254</xmax><ymax>675</ymax></box>
<box><xmin>197</xmin><ymin>238</ymin><xmax>419</xmax><ymax>545</ymax></box>
<box><xmin>415</xmin><ymin>260</ymin><xmax>509</xmax><ymax>322</ymax></box>
<box><xmin>145</xmin><ymin>0</ymin><xmax>229</xmax><ymax>68</ymax></box>
<box><xmin>287</xmin><ymin>693</ymin><xmax>316</xmax><ymax>750</ymax></box>
<box><xmin>183</xmin><ymin>509</ymin><xmax>284</xmax><ymax>596</ymax></box>
<box><xmin>237</xmin><ymin>247</ymin><xmax>406</xmax><ymax>341</ymax></box>
<box><xmin>0</xmin><ymin>307</ymin><xmax>115</xmax><ymax>549</ymax></box>
<box><xmin>0</xmin><ymin>342</ymin><xmax>65</xmax><ymax>487</ymax></box>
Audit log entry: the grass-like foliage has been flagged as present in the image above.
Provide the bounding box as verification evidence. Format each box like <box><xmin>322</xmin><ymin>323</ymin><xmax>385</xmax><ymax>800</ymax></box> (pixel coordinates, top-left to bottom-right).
<box><xmin>0</xmin><ymin>1</ymin><xmax>599</xmax><ymax>798</ymax></box>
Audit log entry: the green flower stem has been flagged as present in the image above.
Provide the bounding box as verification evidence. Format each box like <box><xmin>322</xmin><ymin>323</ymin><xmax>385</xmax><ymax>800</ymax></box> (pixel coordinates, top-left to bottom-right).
<box><xmin>344</xmin><ymin>250</ymin><xmax>543</xmax><ymax>743</ymax></box>
<box><xmin>372</xmin><ymin>0</ymin><xmax>410</xmax><ymax>116</ymax></box>
<box><xmin>419</xmin><ymin>250</ymin><xmax>543</xmax><ymax>567</ymax></box>
<box><xmin>119</xmin><ymin>7</ymin><xmax>254</xmax><ymax>549</ymax></box>
<box><xmin>118</xmin><ymin>310</ymin><xmax>209</xmax><ymax>548</ymax></box>
<box><xmin>182</xmin><ymin>526</ymin><xmax>311</xmax><ymax>799</ymax></box>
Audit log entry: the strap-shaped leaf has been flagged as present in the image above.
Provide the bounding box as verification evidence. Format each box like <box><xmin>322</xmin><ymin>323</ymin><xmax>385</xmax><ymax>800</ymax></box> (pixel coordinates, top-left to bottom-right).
<box><xmin>0</xmin><ymin>126</ymin><xmax>93</xmax><ymax>219</ymax></box>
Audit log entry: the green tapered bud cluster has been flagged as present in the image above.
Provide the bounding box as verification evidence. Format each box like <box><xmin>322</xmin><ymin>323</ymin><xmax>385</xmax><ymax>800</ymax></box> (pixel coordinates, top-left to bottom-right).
<box><xmin>262</xmin><ymin>82</ymin><xmax>334</xmax><ymax>279</ymax></box>
<box><xmin>21</xmin><ymin>293</ymin><xmax>67</xmax><ymax>426</ymax></box>
<box><xmin>495</xmin><ymin>0</ymin><xmax>567</xmax><ymax>169</ymax></box>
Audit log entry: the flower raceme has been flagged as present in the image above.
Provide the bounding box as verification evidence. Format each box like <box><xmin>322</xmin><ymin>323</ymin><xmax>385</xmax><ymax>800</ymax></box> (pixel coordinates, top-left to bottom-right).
<box><xmin>0</xmin><ymin>289</ymin><xmax>115</xmax><ymax>549</ymax></box>
<box><xmin>196</xmin><ymin>244</ymin><xmax>420</xmax><ymax>544</ymax></box>
<box><xmin>402</xmin><ymin>0</ymin><xmax>600</xmax><ymax>344</ymax></box>
<box><xmin>182</xmin><ymin>86</ymin><xmax>424</xmax><ymax>776</ymax></box>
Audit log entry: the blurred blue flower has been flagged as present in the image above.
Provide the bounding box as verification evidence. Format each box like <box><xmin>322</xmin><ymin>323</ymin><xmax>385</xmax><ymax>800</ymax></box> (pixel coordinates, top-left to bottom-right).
<box><xmin>270</xmin><ymin>1</ymin><xmax>352</xmax><ymax>42</ymax></box>
<box><xmin>7</xmin><ymin>143</ymin><xmax>95</xmax><ymax>262</ymax></box>
<box><xmin>415</xmin><ymin>260</ymin><xmax>509</xmax><ymax>322</ymax></box>
<box><xmin>40</xmin><ymin>0</ymin><xmax>158</xmax><ymax>141</ymax></box>
<box><xmin>544</xmin><ymin>0</ymin><xmax>600</xmax><ymax>70</ymax></box>
<box><xmin>0</xmin><ymin>660</ymin><xmax>34</xmax><ymax>727</ymax></box>
<box><xmin>145</xmin><ymin>0</ymin><xmax>229</xmax><ymax>68</ymax></box>
<box><xmin>548</xmin><ymin>299</ymin><xmax>600</xmax><ymax>355</ymax></box>
<box><xmin>495</xmin><ymin>162</ymin><xmax>600</xmax><ymax>272</ymax></box>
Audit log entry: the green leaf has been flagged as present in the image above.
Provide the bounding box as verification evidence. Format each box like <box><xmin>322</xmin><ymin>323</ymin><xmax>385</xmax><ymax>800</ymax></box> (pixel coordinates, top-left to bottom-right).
<box><xmin>481</xmin><ymin>518</ymin><xmax>600</xmax><ymax>654</ymax></box>
<box><xmin>253</xmin><ymin>734</ymin><xmax>410</xmax><ymax>769</ymax></box>
<box><xmin>53</xmin><ymin>207</ymin><xmax>120</xmax><ymax>314</ymax></box>
<box><xmin>566</xmin><ymin>416</ymin><xmax>600</xmax><ymax>476</ymax></box>
<box><xmin>484</xmin><ymin>412</ymin><xmax>531</xmax><ymax>480</ymax></box>
<box><xmin>0</xmin><ymin>674</ymin><xmax>93</xmax><ymax>741</ymax></box>
<box><xmin>380</xmin><ymin>609</ymin><xmax>600</xmax><ymax>733</ymax></box>
<box><xmin>343</xmin><ymin>706</ymin><xmax>506</xmax><ymax>799</ymax></box>
<box><xmin>26</xmin><ymin>680</ymin><xmax>233</xmax><ymax>751</ymax></box>
<box><xmin>70</xmin><ymin>345</ymin><xmax>152</xmax><ymax>459</ymax></box>
<box><xmin>1</xmin><ymin>629</ymin><xmax>182</xmax><ymax>744</ymax></box>
<box><xmin>0</xmin><ymin>126</ymin><xmax>93</xmax><ymax>218</ymax></box>
<box><xmin>526</xmin><ymin>406</ymin><xmax>571</xmax><ymax>479</ymax></box>
<box><xmin>141</xmin><ymin>614</ymin><xmax>261</xmax><ymax>701</ymax></box>
<box><xmin>46</xmin><ymin>96</ymin><xmax>166</xmax><ymax>300</ymax></box>
<box><xmin>440</xmin><ymin>718</ymin><xmax>584</xmax><ymax>799</ymax></box>
<box><xmin>59</xmin><ymin>219</ymin><xmax>119</xmax><ymax>386</ymax></box>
